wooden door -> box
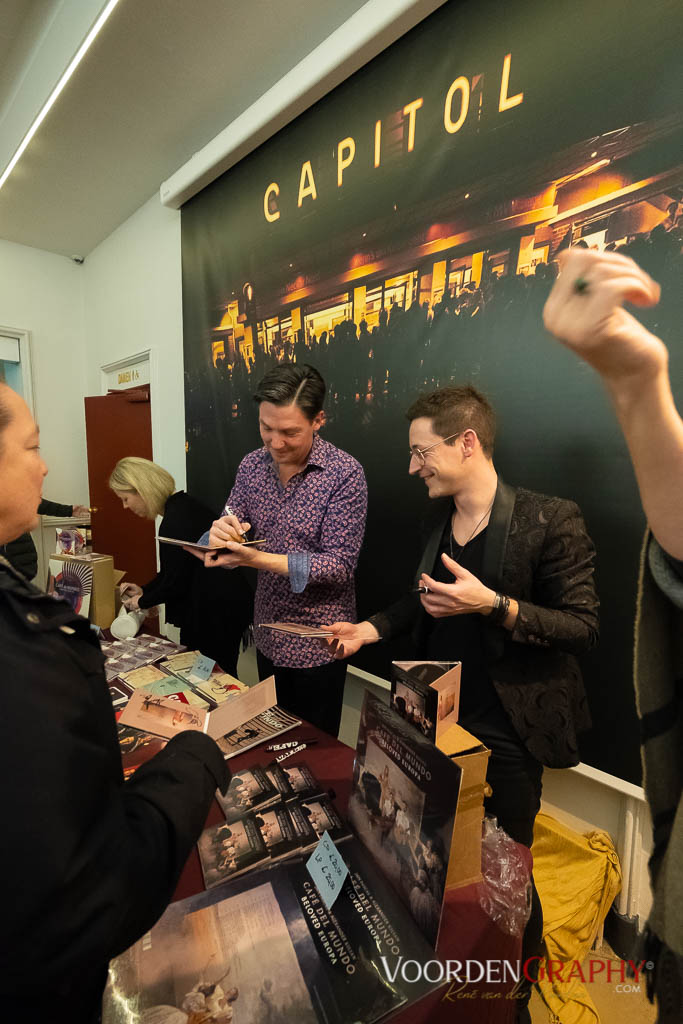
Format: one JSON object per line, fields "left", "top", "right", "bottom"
{"left": 84, "top": 386, "right": 157, "bottom": 585}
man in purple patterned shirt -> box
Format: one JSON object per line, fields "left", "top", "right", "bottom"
{"left": 201, "top": 363, "right": 367, "bottom": 736}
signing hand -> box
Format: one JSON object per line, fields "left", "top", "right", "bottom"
{"left": 320, "top": 621, "right": 381, "bottom": 660}
{"left": 543, "top": 249, "right": 665, "bottom": 383}
{"left": 184, "top": 515, "right": 257, "bottom": 569}
{"left": 210, "top": 514, "right": 250, "bottom": 546}
{"left": 419, "top": 553, "right": 496, "bottom": 618}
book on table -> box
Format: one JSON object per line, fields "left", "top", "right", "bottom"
{"left": 215, "top": 763, "right": 280, "bottom": 823}
{"left": 266, "top": 760, "right": 325, "bottom": 803}
{"left": 103, "top": 836, "right": 442, "bottom": 1024}
{"left": 104, "top": 695, "right": 464, "bottom": 1022}
{"left": 198, "top": 761, "right": 348, "bottom": 888}
{"left": 118, "top": 675, "right": 279, "bottom": 741}
{"left": 348, "top": 692, "right": 463, "bottom": 948}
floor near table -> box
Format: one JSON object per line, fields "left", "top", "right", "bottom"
{"left": 529, "top": 939, "right": 656, "bottom": 1024}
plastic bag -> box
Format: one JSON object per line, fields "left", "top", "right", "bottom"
{"left": 478, "top": 815, "right": 532, "bottom": 938}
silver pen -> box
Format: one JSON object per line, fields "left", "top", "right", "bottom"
{"left": 224, "top": 504, "right": 247, "bottom": 539}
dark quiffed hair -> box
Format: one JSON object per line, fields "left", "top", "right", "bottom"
{"left": 253, "top": 363, "right": 325, "bottom": 421}
{"left": 406, "top": 384, "right": 496, "bottom": 457}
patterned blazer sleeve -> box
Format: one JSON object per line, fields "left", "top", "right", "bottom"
{"left": 511, "top": 500, "right": 599, "bottom": 655}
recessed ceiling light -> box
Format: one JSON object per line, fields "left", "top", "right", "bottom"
{"left": 0, "top": 0, "right": 123, "bottom": 192}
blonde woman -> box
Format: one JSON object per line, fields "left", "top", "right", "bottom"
{"left": 110, "top": 457, "right": 252, "bottom": 674}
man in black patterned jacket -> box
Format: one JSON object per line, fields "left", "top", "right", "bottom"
{"left": 324, "top": 384, "right": 599, "bottom": 1024}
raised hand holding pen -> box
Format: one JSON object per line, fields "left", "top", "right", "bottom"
{"left": 419, "top": 553, "right": 516, "bottom": 624}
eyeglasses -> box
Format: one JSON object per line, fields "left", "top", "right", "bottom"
{"left": 408, "top": 432, "right": 461, "bottom": 466}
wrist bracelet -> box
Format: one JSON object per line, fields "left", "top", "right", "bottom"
{"left": 489, "top": 592, "right": 510, "bottom": 625}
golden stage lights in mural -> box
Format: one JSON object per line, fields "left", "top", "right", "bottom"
{"left": 262, "top": 52, "right": 524, "bottom": 224}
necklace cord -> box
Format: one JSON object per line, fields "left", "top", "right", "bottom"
{"left": 449, "top": 499, "right": 494, "bottom": 564}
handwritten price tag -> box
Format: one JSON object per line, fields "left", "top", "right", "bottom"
{"left": 306, "top": 830, "right": 348, "bottom": 910}
{"left": 191, "top": 654, "right": 216, "bottom": 681}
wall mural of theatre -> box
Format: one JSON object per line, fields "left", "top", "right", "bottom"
{"left": 208, "top": 118, "right": 682, "bottom": 413}
{"left": 181, "top": 0, "right": 682, "bottom": 783}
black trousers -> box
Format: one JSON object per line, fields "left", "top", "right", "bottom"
{"left": 256, "top": 651, "right": 347, "bottom": 738}
{"left": 484, "top": 749, "right": 544, "bottom": 1021}
{"left": 180, "top": 619, "right": 244, "bottom": 678}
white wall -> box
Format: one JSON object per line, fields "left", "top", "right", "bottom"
{"left": 83, "top": 195, "right": 185, "bottom": 487}
{"left": 0, "top": 237, "right": 87, "bottom": 501}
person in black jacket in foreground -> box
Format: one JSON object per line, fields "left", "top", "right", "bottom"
{"left": 0, "top": 383, "right": 230, "bottom": 1022}
{"left": 1, "top": 496, "right": 89, "bottom": 579}
{"left": 109, "top": 456, "right": 253, "bottom": 675}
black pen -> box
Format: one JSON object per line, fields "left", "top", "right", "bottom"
{"left": 265, "top": 738, "right": 319, "bottom": 752}
{"left": 224, "top": 504, "right": 247, "bottom": 540}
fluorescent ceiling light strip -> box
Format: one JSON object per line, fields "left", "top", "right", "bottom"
{"left": 0, "top": 0, "right": 122, "bottom": 192}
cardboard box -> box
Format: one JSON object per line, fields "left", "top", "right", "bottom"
{"left": 437, "top": 721, "right": 491, "bottom": 889}
{"left": 49, "top": 553, "right": 120, "bottom": 628}
{"left": 113, "top": 568, "right": 126, "bottom": 615}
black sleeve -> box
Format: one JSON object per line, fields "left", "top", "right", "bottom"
{"left": 104, "top": 730, "right": 229, "bottom": 957}
{"left": 37, "top": 498, "right": 74, "bottom": 516}
{"left": 1, "top": 601, "right": 229, "bottom": 990}
{"left": 512, "top": 500, "right": 600, "bottom": 654}
{"left": 139, "top": 500, "right": 195, "bottom": 609}
{"left": 368, "top": 592, "right": 420, "bottom": 641}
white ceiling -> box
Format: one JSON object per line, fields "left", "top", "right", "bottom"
{"left": 0, "top": 0, "right": 404, "bottom": 258}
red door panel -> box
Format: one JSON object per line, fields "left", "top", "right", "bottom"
{"left": 84, "top": 387, "right": 157, "bottom": 585}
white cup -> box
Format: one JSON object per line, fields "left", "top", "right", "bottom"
{"left": 110, "top": 606, "right": 146, "bottom": 640}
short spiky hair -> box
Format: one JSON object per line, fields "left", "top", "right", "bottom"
{"left": 406, "top": 385, "right": 496, "bottom": 457}
{"left": 108, "top": 457, "right": 175, "bottom": 518}
{"left": 253, "top": 363, "right": 325, "bottom": 421}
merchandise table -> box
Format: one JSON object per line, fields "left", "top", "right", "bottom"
{"left": 174, "top": 721, "right": 524, "bottom": 1024}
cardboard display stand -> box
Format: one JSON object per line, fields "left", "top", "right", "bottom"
{"left": 437, "top": 721, "right": 491, "bottom": 889}
{"left": 49, "top": 553, "right": 125, "bottom": 628}
{"left": 390, "top": 660, "right": 462, "bottom": 743}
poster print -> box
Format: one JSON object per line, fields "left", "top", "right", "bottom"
{"left": 47, "top": 559, "right": 92, "bottom": 617}
{"left": 181, "top": 0, "right": 683, "bottom": 783}
{"left": 103, "top": 881, "right": 316, "bottom": 1023}
{"left": 348, "top": 693, "right": 461, "bottom": 948}
{"left": 103, "top": 840, "right": 442, "bottom": 1023}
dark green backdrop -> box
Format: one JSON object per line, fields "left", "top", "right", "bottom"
{"left": 181, "top": 0, "right": 683, "bottom": 783}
